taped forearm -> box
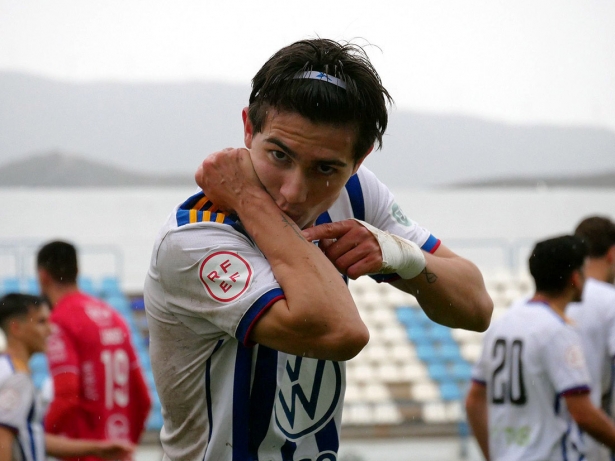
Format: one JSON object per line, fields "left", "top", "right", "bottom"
{"left": 351, "top": 219, "right": 426, "bottom": 279}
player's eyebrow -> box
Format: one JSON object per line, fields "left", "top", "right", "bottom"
{"left": 265, "top": 137, "right": 349, "bottom": 168}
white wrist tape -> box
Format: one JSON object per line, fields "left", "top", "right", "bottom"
{"left": 352, "top": 219, "right": 426, "bottom": 279}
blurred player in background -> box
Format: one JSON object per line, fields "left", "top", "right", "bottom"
{"left": 0, "top": 293, "right": 134, "bottom": 461}
{"left": 466, "top": 235, "right": 615, "bottom": 460}
{"left": 37, "top": 241, "right": 151, "bottom": 461}
{"left": 567, "top": 216, "right": 615, "bottom": 461}
{"left": 145, "top": 38, "right": 492, "bottom": 461}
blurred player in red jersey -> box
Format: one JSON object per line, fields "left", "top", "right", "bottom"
{"left": 36, "top": 241, "right": 152, "bottom": 461}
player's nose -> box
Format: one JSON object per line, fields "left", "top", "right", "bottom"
{"left": 279, "top": 170, "right": 308, "bottom": 205}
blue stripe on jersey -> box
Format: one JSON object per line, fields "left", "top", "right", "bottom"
{"left": 561, "top": 421, "right": 571, "bottom": 461}
{"left": 315, "top": 211, "right": 331, "bottom": 226}
{"left": 27, "top": 403, "right": 37, "bottom": 461}
{"left": 232, "top": 344, "right": 253, "bottom": 461}
{"left": 248, "top": 345, "right": 279, "bottom": 458}
{"left": 281, "top": 440, "right": 297, "bottom": 461}
{"left": 344, "top": 173, "right": 365, "bottom": 221}
{"left": 236, "top": 288, "right": 285, "bottom": 346}
{"left": 206, "top": 339, "right": 225, "bottom": 442}
{"left": 315, "top": 417, "right": 340, "bottom": 454}
{"left": 421, "top": 234, "right": 441, "bottom": 253}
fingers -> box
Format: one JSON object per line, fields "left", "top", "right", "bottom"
{"left": 302, "top": 220, "right": 355, "bottom": 242}
{"left": 308, "top": 220, "right": 384, "bottom": 278}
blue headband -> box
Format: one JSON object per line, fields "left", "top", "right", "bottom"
{"left": 293, "top": 71, "right": 347, "bottom": 90}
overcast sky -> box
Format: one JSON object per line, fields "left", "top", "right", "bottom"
{"left": 1, "top": 0, "right": 615, "bottom": 131}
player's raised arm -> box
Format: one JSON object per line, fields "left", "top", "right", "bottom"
{"left": 302, "top": 219, "right": 492, "bottom": 331}
{"left": 196, "top": 147, "right": 369, "bottom": 361}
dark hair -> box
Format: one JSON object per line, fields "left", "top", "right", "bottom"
{"left": 0, "top": 293, "right": 45, "bottom": 333}
{"left": 248, "top": 38, "right": 393, "bottom": 162}
{"left": 574, "top": 216, "right": 615, "bottom": 258}
{"left": 529, "top": 235, "right": 588, "bottom": 294}
{"left": 36, "top": 240, "right": 78, "bottom": 284}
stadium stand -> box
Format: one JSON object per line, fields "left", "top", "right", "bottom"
{"left": 0, "top": 269, "right": 533, "bottom": 436}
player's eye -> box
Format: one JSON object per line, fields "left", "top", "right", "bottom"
{"left": 271, "top": 150, "right": 288, "bottom": 162}
{"left": 317, "top": 164, "right": 337, "bottom": 176}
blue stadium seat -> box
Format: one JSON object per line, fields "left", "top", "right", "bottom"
{"left": 428, "top": 324, "right": 452, "bottom": 342}
{"left": 3, "top": 277, "right": 21, "bottom": 294}
{"left": 25, "top": 277, "right": 40, "bottom": 295}
{"left": 100, "top": 276, "right": 122, "bottom": 297}
{"left": 106, "top": 295, "right": 131, "bottom": 315}
{"left": 440, "top": 381, "right": 463, "bottom": 401}
{"left": 406, "top": 325, "right": 430, "bottom": 344}
{"left": 395, "top": 307, "right": 417, "bottom": 326}
{"left": 78, "top": 276, "right": 98, "bottom": 296}
{"left": 416, "top": 343, "right": 438, "bottom": 363}
{"left": 450, "top": 362, "right": 473, "bottom": 381}
{"left": 439, "top": 343, "right": 462, "bottom": 362}
{"left": 131, "top": 297, "right": 145, "bottom": 311}
{"left": 427, "top": 362, "right": 449, "bottom": 382}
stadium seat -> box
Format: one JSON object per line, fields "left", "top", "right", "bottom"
{"left": 416, "top": 343, "right": 438, "bottom": 363}
{"left": 100, "top": 276, "right": 122, "bottom": 297}
{"left": 3, "top": 277, "right": 21, "bottom": 294}
{"left": 440, "top": 381, "right": 463, "bottom": 401}
{"left": 373, "top": 402, "right": 403, "bottom": 424}
{"left": 78, "top": 276, "right": 98, "bottom": 296}
{"left": 25, "top": 277, "right": 40, "bottom": 295}
{"left": 427, "top": 362, "right": 449, "bottom": 382}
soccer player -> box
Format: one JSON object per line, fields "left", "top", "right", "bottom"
{"left": 0, "top": 293, "right": 134, "bottom": 461}
{"left": 36, "top": 241, "right": 152, "bottom": 461}
{"left": 567, "top": 216, "right": 615, "bottom": 461}
{"left": 145, "top": 38, "right": 493, "bottom": 460}
{"left": 466, "top": 235, "right": 615, "bottom": 461}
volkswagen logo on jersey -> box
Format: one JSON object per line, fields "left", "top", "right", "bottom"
{"left": 274, "top": 356, "right": 342, "bottom": 440}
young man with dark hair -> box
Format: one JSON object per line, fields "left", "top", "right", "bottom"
{"left": 36, "top": 240, "right": 152, "bottom": 461}
{"left": 0, "top": 293, "right": 133, "bottom": 461}
{"left": 146, "top": 38, "right": 493, "bottom": 460}
{"left": 567, "top": 216, "right": 615, "bottom": 461}
{"left": 466, "top": 235, "right": 615, "bottom": 461}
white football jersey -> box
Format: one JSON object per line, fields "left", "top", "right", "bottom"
{"left": 472, "top": 300, "right": 591, "bottom": 461}
{"left": 0, "top": 354, "right": 46, "bottom": 461}
{"left": 567, "top": 278, "right": 615, "bottom": 461}
{"left": 145, "top": 165, "right": 440, "bottom": 461}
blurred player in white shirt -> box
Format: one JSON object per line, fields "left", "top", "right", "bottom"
{"left": 567, "top": 216, "right": 615, "bottom": 461}
{"left": 466, "top": 235, "right": 615, "bottom": 461}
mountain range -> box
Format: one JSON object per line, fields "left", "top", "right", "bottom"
{"left": 1, "top": 72, "right": 614, "bottom": 188}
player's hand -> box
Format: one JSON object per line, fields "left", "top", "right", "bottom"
{"left": 194, "top": 148, "right": 264, "bottom": 213}
{"left": 93, "top": 440, "right": 135, "bottom": 460}
{"left": 302, "top": 219, "right": 383, "bottom": 279}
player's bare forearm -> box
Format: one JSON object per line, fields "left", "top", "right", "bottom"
{"left": 0, "top": 427, "right": 15, "bottom": 461}
{"left": 566, "top": 393, "right": 615, "bottom": 449}
{"left": 45, "top": 434, "right": 134, "bottom": 459}
{"left": 241, "top": 193, "right": 368, "bottom": 360}
{"left": 392, "top": 246, "right": 492, "bottom": 332}
{"left": 465, "top": 382, "right": 490, "bottom": 460}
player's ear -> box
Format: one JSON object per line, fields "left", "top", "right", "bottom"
{"left": 242, "top": 107, "right": 254, "bottom": 149}
{"left": 352, "top": 145, "right": 374, "bottom": 175}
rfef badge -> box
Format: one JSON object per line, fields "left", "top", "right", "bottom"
{"left": 199, "top": 251, "right": 253, "bottom": 302}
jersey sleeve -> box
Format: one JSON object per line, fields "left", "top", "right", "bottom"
{"left": 0, "top": 374, "right": 33, "bottom": 433}
{"left": 542, "top": 325, "right": 591, "bottom": 396}
{"left": 44, "top": 321, "right": 81, "bottom": 435}
{"left": 356, "top": 166, "right": 440, "bottom": 282}
{"left": 155, "top": 222, "right": 285, "bottom": 346}
{"left": 471, "top": 330, "right": 491, "bottom": 385}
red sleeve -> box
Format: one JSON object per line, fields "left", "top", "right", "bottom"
{"left": 44, "top": 322, "right": 81, "bottom": 435}
{"left": 128, "top": 364, "right": 152, "bottom": 443}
